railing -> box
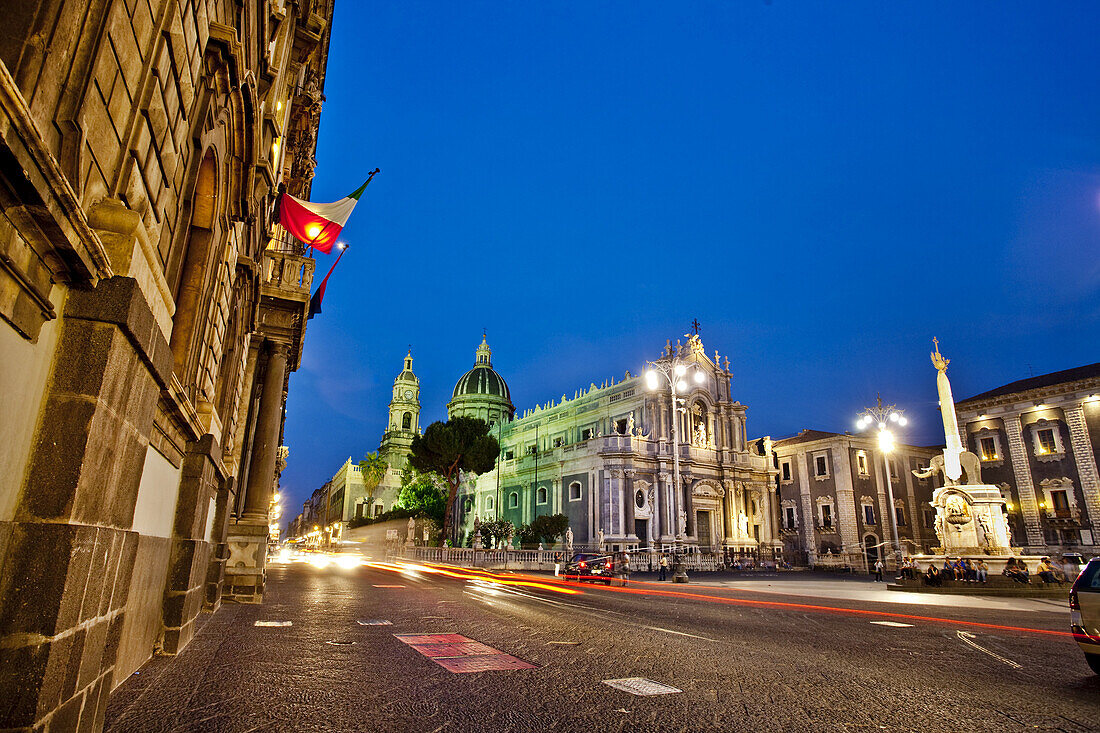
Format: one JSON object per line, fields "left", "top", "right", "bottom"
{"left": 263, "top": 248, "right": 315, "bottom": 295}
{"left": 402, "top": 546, "right": 743, "bottom": 572}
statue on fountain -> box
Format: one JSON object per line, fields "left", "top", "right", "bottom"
{"left": 913, "top": 339, "right": 1013, "bottom": 558}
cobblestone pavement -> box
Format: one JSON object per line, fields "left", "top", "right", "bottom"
{"left": 105, "top": 562, "right": 1100, "bottom": 733}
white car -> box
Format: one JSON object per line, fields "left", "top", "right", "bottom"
{"left": 1070, "top": 557, "right": 1100, "bottom": 674}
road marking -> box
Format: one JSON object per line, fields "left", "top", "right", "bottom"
{"left": 956, "top": 630, "right": 1022, "bottom": 669}
{"left": 356, "top": 619, "right": 393, "bottom": 626}
{"left": 373, "top": 584, "right": 405, "bottom": 588}
{"left": 603, "top": 678, "right": 682, "bottom": 696}
{"left": 870, "top": 621, "right": 913, "bottom": 627}
{"left": 393, "top": 633, "right": 538, "bottom": 673}
{"left": 254, "top": 621, "right": 292, "bottom": 627}
{"left": 547, "top": 641, "right": 581, "bottom": 645}
{"left": 325, "top": 640, "right": 356, "bottom": 645}
{"left": 644, "top": 625, "right": 717, "bottom": 641}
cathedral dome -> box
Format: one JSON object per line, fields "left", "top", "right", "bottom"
{"left": 452, "top": 366, "right": 510, "bottom": 401}
{"left": 447, "top": 335, "right": 515, "bottom": 424}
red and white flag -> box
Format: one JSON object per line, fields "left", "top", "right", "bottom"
{"left": 274, "top": 170, "right": 377, "bottom": 253}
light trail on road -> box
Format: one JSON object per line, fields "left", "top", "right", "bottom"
{"left": 365, "top": 561, "right": 1072, "bottom": 639}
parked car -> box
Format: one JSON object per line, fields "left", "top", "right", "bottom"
{"left": 561, "top": 553, "right": 624, "bottom": 585}
{"left": 1069, "top": 556, "right": 1100, "bottom": 674}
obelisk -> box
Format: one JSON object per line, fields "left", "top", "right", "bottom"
{"left": 932, "top": 338, "right": 963, "bottom": 483}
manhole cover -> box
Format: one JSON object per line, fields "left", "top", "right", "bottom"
{"left": 254, "top": 621, "right": 292, "bottom": 627}
{"left": 435, "top": 655, "right": 538, "bottom": 673}
{"left": 410, "top": 641, "right": 499, "bottom": 657}
{"left": 357, "top": 619, "right": 392, "bottom": 626}
{"left": 603, "top": 678, "right": 682, "bottom": 696}
{"left": 326, "top": 640, "right": 357, "bottom": 646}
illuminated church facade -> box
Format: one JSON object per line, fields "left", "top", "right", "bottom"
{"left": 446, "top": 334, "right": 780, "bottom": 555}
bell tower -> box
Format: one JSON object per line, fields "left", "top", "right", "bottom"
{"left": 380, "top": 350, "right": 420, "bottom": 467}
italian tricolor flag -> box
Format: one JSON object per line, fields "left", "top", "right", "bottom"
{"left": 274, "top": 172, "right": 376, "bottom": 254}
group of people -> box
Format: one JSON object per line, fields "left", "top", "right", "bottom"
{"left": 912, "top": 556, "right": 1069, "bottom": 586}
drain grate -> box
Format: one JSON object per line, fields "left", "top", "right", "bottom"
{"left": 603, "top": 678, "right": 682, "bottom": 696}
{"left": 408, "top": 641, "right": 498, "bottom": 657}
{"left": 356, "top": 619, "right": 393, "bottom": 626}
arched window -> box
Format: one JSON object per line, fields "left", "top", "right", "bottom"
{"left": 509, "top": 492, "right": 519, "bottom": 508}
{"left": 402, "top": 412, "right": 412, "bottom": 430}
{"left": 536, "top": 486, "right": 547, "bottom": 504}
{"left": 169, "top": 150, "right": 218, "bottom": 386}
{"left": 485, "top": 496, "right": 494, "bottom": 511}
{"left": 569, "top": 482, "right": 582, "bottom": 501}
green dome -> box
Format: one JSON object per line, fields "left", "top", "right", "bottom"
{"left": 452, "top": 365, "right": 511, "bottom": 401}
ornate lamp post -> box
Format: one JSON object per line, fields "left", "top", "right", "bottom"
{"left": 646, "top": 341, "right": 705, "bottom": 583}
{"left": 856, "top": 397, "right": 908, "bottom": 571}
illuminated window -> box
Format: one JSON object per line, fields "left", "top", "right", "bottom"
{"left": 820, "top": 504, "right": 832, "bottom": 528}
{"left": 980, "top": 437, "right": 998, "bottom": 461}
{"left": 1037, "top": 429, "right": 1056, "bottom": 454}
{"left": 857, "top": 453, "right": 868, "bottom": 476}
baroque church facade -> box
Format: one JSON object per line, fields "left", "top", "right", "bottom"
{"left": 441, "top": 335, "right": 781, "bottom": 556}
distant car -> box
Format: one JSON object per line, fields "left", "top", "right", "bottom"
{"left": 561, "top": 553, "right": 623, "bottom": 585}
{"left": 1070, "top": 557, "right": 1100, "bottom": 674}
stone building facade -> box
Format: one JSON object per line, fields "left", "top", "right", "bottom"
{"left": 770, "top": 430, "right": 942, "bottom": 568}
{"left": 0, "top": 2, "right": 333, "bottom": 730}
{"left": 954, "top": 363, "right": 1100, "bottom": 554}
{"left": 452, "top": 335, "right": 780, "bottom": 556}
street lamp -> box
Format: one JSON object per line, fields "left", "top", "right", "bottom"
{"left": 856, "top": 397, "right": 908, "bottom": 572}
{"left": 645, "top": 340, "right": 705, "bottom": 583}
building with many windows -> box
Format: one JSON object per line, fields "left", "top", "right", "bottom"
{"left": 955, "top": 363, "right": 1100, "bottom": 553}
{"left": 0, "top": 2, "right": 334, "bottom": 729}
{"left": 450, "top": 334, "right": 780, "bottom": 556}
{"left": 770, "top": 430, "right": 942, "bottom": 568}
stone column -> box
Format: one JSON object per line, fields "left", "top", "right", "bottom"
{"left": 660, "top": 471, "right": 673, "bottom": 541}
{"left": 224, "top": 340, "right": 288, "bottom": 603}
{"left": 1003, "top": 415, "right": 1044, "bottom": 547}
{"left": 1064, "top": 404, "right": 1100, "bottom": 536}
{"left": 624, "top": 469, "right": 637, "bottom": 539}
{"left": 902, "top": 454, "right": 923, "bottom": 548}
{"left": 831, "top": 445, "right": 861, "bottom": 563}
{"left": 796, "top": 451, "right": 817, "bottom": 562}
{"left": 242, "top": 341, "right": 289, "bottom": 520}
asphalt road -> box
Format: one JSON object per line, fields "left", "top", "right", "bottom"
{"left": 105, "top": 560, "right": 1100, "bottom": 732}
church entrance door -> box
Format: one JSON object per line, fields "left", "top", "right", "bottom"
{"left": 696, "top": 510, "right": 711, "bottom": 549}
{"left": 634, "top": 519, "right": 648, "bottom": 547}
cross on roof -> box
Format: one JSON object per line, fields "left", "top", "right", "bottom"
{"left": 691, "top": 319, "right": 701, "bottom": 335}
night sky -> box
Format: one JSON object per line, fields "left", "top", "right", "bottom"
{"left": 281, "top": 1, "right": 1100, "bottom": 519}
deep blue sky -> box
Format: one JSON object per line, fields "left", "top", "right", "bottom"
{"left": 281, "top": 1, "right": 1100, "bottom": 518}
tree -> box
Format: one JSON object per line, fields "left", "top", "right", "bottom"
{"left": 479, "top": 518, "right": 515, "bottom": 548}
{"left": 394, "top": 465, "right": 447, "bottom": 526}
{"left": 358, "top": 452, "right": 388, "bottom": 511}
{"left": 518, "top": 514, "right": 570, "bottom": 547}
{"left": 408, "top": 416, "right": 500, "bottom": 540}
